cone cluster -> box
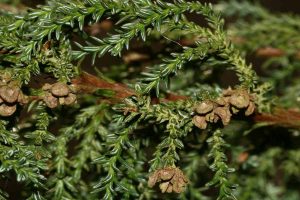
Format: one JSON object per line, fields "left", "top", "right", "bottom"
{"left": 193, "top": 88, "right": 256, "bottom": 129}
{"left": 42, "top": 82, "right": 76, "bottom": 108}
{"left": 148, "top": 167, "right": 188, "bottom": 193}
{"left": 0, "top": 83, "right": 28, "bottom": 117}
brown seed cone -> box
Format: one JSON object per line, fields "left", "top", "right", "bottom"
{"left": 213, "top": 115, "right": 220, "bottom": 123}
{"left": 171, "top": 170, "right": 188, "bottom": 193}
{"left": 205, "top": 112, "right": 215, "bottom": 123}
{"left": 42, "top": 83, "right": 52, "bottom": 91}
{"left": 0, "top": 104, "right": 17, "bottom": 116}
{"left": 214, "top": 97, "right": 227, "bottom": 106}
{"left": 172, "top": 182, "right": 183, "bottom": 193}
{"left": 64, "top": 93, "right": 77, "bottom": 105}
{"left": 0, "top": 85, "right": 20, "bottom": 103}
{"left": 148, "top": 172, "right": 158, "bottom": 188}
{"left": 245, "top": 101, "right": 255, "bottom": 116}
{"left": 214, "top": 106, "right": 232, "bottom": 125}
{"left": 229, "top": 90, "right": 250, "bottom": 109}
{"left": 231, "top": 106, "right": 240, "bottom": 114}
{"left": 17, "top": 92, "right": 29, "bottom": 105}
{"left": 177, "top": 169, "right": 188, "bottom": 183}
{"left": 160, "top": 168, "right": 175, "bottom": 181}
{"left": 51, "top": 82, "right": 70, "bottom": 97}
{"left": 159, "top": 182, "right": 170, "bottom": 193}
{"left": 192, "top": 115, "right": 207, "bottom": 129}
{"left": 179, "top": 176, "right": 188, "bottom": 186}
{"left": 195, "top": 101, "right": 214, "bottom": 114}
{"left": 43, "top": 92, "right": 58, "bottom": 108}
{"left": 148, "top": 167, "right": 188, "bottom": 193}
{"left": 166, "top": 184, "right": 173, "bottom": 193}
{"left": 58, "top": 97, "right": 65, "bottom": 105}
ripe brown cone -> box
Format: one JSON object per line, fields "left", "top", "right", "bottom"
{"left": 195, "top": 101, "right": 214, "bottom": 114}
{"left": 43, "top": 92, "right": 58, "bottom": 108}
{"left": 51, "top": 82, "right": 70, "bottom": 97}
{"left": 64, "top": 93, "right": 77, "bottom": 105}
{"left": 0, "top": 104, "right": 17, "bottom": 116}
{"left": 229, "top": 90, "right": 250, "bottom": 109}
{"left": 0, "top": 85, "right": 20, "bottom": 103}
{"left": 148, "top": 167, "right": 188, "bottom": 193}
{"left": 192, "top": 115, "right": 207, "bottom": 129}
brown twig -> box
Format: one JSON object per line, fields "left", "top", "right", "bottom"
{"left": 71, "top": 73, "right": 300, "bottom": 128}
{"left": 254, "top": 108, "right": 300, "bottom": 128}
{"left": 71, "top": 72, "right": 188, "bottom": 103}
{"left": 0, "top": 49, "right": 9, "bottom": 54}
{"left": 71, "top": 72, "right": 136, "bottom": 99}
{"left": 256, "top": 47, "right": 285, "bottom": 57}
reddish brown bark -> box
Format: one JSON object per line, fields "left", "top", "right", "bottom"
{"left": 71, "top": 72, "right": 189, "bottom": 103}
{"left": 256, "top": 47, "right": 285, "bottom": 57}
{"left": 254, "top": 108, "right": 300, "bottom": 128}
{"left": 72, "top": 72, "right": 136, "bottom": 99}
{"left": 72, "top": 73, "right": 300, "bottom": 128}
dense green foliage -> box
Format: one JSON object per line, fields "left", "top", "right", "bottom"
{"left": 0, "top": 0, "right": 299, "bottom": 199}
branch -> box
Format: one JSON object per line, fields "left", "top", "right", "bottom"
{"left": 71, "top": 72, "right": 300, "bottom": 129}
{"left": 254, "top": 108, "right": 300, "bottom": 128}
{"left": 71, "top": 72, "right": 188, "bottom": 103}
{"left": 71, "top": 72, "right": 136, "bottom": 99}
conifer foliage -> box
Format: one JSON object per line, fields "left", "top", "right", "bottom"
{"left": 0, "top": 0, "right": 299, "bottom": 199}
